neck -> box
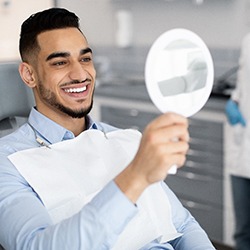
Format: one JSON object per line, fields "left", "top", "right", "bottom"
{"left": 60, "top": 116, "right": 86, "bottom": 136}
{"left": 36, "top": 106, "right": 87, "bottom": 137}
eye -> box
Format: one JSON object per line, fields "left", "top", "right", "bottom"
{"left": 81, "top": 57, "right": 92, "bottom": 63}
{"left": 52, "top": 61, "right": 67, "bottom": 66}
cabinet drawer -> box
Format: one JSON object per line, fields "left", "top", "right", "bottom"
{"left": 184, "top": 157, "right": 222, "bottom": 177}
{"left": 187, "top": 146, "right": 223, "bottom": 166}
{"left": 189, "top": 118, "right": 223, "bottom": 141}
{"left": 101, "top": 106, "right": 157, "bottom": 131}
{"left": 185, "top": 148, "right": 223, "bottom": 176}
{"left": 165, "top": 171, "right": 223, "bottom": 206}
{"left": 180, "top": 198, "right": 223, "bottom": 242}
{"left": 190, "top": 137, "right": 222, "bottom": 154}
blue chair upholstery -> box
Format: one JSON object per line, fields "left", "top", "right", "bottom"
{"left": 0, "top": 62, "right": 34, "bottom": 137}
{"left": 0, "top": 62, "right": 35, "bottom": 249}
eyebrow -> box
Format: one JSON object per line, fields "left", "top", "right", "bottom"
{"left": 46, "top": 47, "right": 93, "bottom": 61}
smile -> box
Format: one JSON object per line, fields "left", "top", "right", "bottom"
{"left": 64, "top": 86, "right": 87, "bottom": 93}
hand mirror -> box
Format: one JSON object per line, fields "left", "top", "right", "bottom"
{"left": 145, "top": 28, "right": 214, "bottom": 173}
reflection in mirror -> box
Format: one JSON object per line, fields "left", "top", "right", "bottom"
{"left": 145, "top": 28, "right": 214, "bottom": 117}
{"left": 157, "top": 40, "right": 207, "bottom": 97}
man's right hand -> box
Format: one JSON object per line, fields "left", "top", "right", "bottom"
{"left": 225, "top": 99, "right": 246, "bottom": 126}
{"left": 115, "top": 112, "right": 189, "bottom": 203}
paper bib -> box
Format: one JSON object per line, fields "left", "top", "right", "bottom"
{"left": 9, "top": 129, "right": 181, "bottom": 249}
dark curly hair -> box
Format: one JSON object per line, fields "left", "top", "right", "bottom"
{"left": 19, "top": 8, "right": 82, "bottom": 63}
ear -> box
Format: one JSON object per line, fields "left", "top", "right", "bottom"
{"left": 19, "top": 62, "right": 36, "bottom": 88}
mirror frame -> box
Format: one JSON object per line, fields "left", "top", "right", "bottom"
{"left": 145, "top": 28, "right": 214, "bottom": 117}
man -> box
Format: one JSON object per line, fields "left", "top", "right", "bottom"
{"left": 0, "top": 8, "right": 215, "bottom": 249}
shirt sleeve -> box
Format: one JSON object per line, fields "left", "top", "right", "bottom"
{"left": 161, "top": 182, "right": 215, "bottom": 250}
{"left": 0, "top": 154, "right": 137, "bottom": 250}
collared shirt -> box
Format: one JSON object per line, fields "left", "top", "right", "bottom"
{"left": 0, "top": 108, "right": 215, "bottom": 250}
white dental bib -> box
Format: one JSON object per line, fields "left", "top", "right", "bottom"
{"left": 9, "top": 129, "right": 181, "bottom": 249}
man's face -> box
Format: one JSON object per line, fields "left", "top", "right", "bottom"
{"left": 33, "top": 27, "right": 96, "bottom": 119}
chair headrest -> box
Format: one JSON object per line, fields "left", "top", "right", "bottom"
{"left": 0, "top": 62, "right": 34, "bottom": 121}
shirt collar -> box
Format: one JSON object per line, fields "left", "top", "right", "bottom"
{"left": 28, "top": 107, "right": 98, "bottom": 144}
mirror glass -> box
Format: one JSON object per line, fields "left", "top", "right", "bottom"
{"left": 145, "top": 28, "right": 214, "bottom": 117}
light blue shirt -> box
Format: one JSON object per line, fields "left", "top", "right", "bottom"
{"left": 0, "top": 108, "right": 215, "bottom": 250}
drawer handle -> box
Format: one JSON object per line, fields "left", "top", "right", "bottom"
{"left": 181, "top": 200, "right": 211, "bottom": 211}
{"left": 178, "top": 171, "right": 212, "bottom": 182}
{"left": 129, "top": 109, "right": 139, "bottom": 117}
{"left": 130, "top": 126, "right": 140, "bottom": 130}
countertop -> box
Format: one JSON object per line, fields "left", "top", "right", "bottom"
{"left": 94, "top": 80, "right": 228, "bottom": 114}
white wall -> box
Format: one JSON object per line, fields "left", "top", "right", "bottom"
{"left": 0, "top": 0, "right": 53, "bottom": 61}
{"left": 58, "top": 0, "right": 250, "bottom": 49}
{"left": 0, "top": 0, "right": 248, "bottom": 60}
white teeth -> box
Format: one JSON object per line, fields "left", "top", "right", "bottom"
{"left": 64, "top": 86, "right": 87, "bottom": 93}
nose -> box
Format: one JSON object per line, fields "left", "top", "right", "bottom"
{"left": 69, "top": 62, "right": 88, "bottom": 82}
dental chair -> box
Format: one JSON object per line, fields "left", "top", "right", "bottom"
{"left": 0, "top": 62, "right": 34, "bottom": 138}
{"left": 0, "top": 62, "right": 34, "bottom": 250}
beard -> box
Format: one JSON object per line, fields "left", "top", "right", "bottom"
{"left": 37, "top": 81, "right": 93, "bottom": 119}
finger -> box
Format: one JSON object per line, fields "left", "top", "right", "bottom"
{"left": 157, "top": 152, "right": 187, "bottom": 172}
{"left": 164, "top": 151, "right": 187, "bottom": 169}
{"left": 152, "top": 141, "right": 189, "bottom": 168}
{"left": 175, "top": 154, "right": 187, "bottom": 168}
{"left": 162, "top": 124, "right": 190, "bottom": 142}
{"left": 145, "top": 124, "right": 190, "bottom": 145}
{"left": 165, "top": 140, "right": 189, "bottom": 154}
{"left": 147, "top": 112, "right": 188, "bottom": 131}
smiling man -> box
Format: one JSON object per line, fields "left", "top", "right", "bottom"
{"left": 0, "top": 8, "right": 215, "bottom": 250}
{"left": 19, "top": 25, "right": 95, "bottom": 134}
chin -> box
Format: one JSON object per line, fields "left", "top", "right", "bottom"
{"left": 59, "top": 102, "right": 93, "bottom": 119}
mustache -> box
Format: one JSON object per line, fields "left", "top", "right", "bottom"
{"left": 61, "top": 78, "right": 91, "bottom": 87}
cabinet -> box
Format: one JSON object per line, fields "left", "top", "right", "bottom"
{"left": 167, "top": 116, "right": 223, "bottom": 241}
{"left": 92, "top": 83, "right": 228, "bottom": 243}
